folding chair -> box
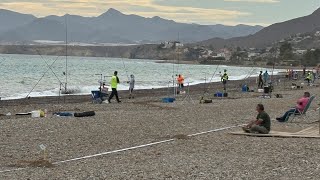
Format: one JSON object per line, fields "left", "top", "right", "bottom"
{"left": 288, "top": 95, "right": 315, "bottom": 122}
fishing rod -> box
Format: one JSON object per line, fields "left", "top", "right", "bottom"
{"left": 243, "top": 67, "right": 257, "bottom": 80}
{"left": 35, "top": 49, "right": 65, "bottom": 88}
{"left": 202, "top": 62, "right": 221, "bottom": 96}
{"left": 25, "top": 56, "right": 61, "bottom": 98}
{"left": 121, "top": 58, "right": 130, "bottom": 81}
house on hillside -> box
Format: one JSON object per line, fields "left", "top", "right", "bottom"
{"left": 293, "top": 49, "right": 307, "bottom": 55}
{"left": 160, "top": 41, "right": 184, "bottom": 49}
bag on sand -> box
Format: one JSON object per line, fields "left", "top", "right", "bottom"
{"left": 74, "top": 111, "right": 95, "bottom": 117}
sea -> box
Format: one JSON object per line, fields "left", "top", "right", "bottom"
{"left": 0, "top": 54, "right": 281, "bottom": 100}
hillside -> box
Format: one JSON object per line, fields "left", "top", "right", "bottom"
{"left": 200, "top": 7, "right": 320, "bottom": 49}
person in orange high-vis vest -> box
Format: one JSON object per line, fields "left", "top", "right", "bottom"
{"left": 177, "top": 74, "right": 185, "bottom": 93}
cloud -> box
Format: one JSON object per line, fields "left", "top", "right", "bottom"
{"left": 224, "top": 0, "right": 280, "bottom": 3}
{"left": 0, "top": 0, "right": 254, "bottom": 25}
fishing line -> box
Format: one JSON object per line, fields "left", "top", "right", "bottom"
{"left": 25, "top": 56, "right": 61, "bottom": 98}
{"left": 202, "top": 63, "right": 221, "bottom": 96}
{"left": 35, "top": 49, "right": 64, "bottom": 86}
{"left": 121, "top": 58, "right": 130, "bottom": 81}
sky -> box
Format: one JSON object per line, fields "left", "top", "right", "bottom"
{"left": 0, "top": 0, "right": 319, "bottom": 26}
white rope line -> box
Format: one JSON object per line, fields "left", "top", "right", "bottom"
{"left": 0, "top": 124, "right": 244, "bottom": 174}
{"left": 0, "top": 168, "right": 27, "bottom": 174}
{"left": 188, "top": 124, "right": 246, "bottom": 137}
{"left": 53, "top": 139, "right": 174, "bottom": 164}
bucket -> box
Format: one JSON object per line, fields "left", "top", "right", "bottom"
{"left": 31, "top": 110, "right": 41, "bottom": 118}
{"left": 258, "top": 89, "right": 264, "bottom": 93}
{"left": 264, "top": 86, "right": 270, "bottom": 93}
{"left": 91, "top": 91, "right": 101, "bottom": 99}
{"left": 242, "top": 85, "right": 248, "bottom": 92}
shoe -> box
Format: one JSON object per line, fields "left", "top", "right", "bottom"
{"left": 117, "top": 101, "right": 121, "bottom": 103}
{"left": 107, "top": 100, "right": 111, "bottom": 103}
{"left": 276, "top": 117, "right": 283, "bottom": 121}
{"left": 242, "top": 127, "right": 251, "bottom": 133}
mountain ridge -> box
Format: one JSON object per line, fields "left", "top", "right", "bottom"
{"left": 0, "top": 8, "right": 264, "bottom": 44}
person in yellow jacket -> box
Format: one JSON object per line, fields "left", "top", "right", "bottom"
{"left": 107, "top": 71, "right": 121, "bottom": 103}
{"left": 306, "top": 71, "right": 312, "bottom": 86}
{"left": 221, "top": 69, "right": 229, "bottom": 91}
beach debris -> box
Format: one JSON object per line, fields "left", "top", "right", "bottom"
{"left": 53, "top": 112, "right": 73, "bottom": 117}
{"left": 39, "top": 144, "right": 48, "bottom": 161}
{"left": 200, "top": 97, "right": 212, "bottom": 104}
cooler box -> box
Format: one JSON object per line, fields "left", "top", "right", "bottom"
{"left": 214, "top": 92, "right": 223, "bottom": 97}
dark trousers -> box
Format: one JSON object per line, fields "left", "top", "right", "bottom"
{"left": 108, "top": 88, "right": 120, "bottom": 102}
{"left": 279, "top": 108, "right": 299, "bottom": 122}
{"left": 258, "top": 80, "right": 263, "bottom": 88}
{"left": 222, "top": 80, "right": 227, "bottom": 91}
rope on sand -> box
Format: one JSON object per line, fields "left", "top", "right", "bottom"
{"left": 0, "top": 124, "right": 245, "bottom": 174}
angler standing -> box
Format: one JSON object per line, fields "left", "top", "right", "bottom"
{"left": 107, "top": 71, "right": 121, "bottom": 103}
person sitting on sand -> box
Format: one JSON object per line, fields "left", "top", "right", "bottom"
{"left": 276, "top": 92, "right": 310, "bottom": 122}
{"left": 242, "top": 104, "right": 271, "bottom": 134}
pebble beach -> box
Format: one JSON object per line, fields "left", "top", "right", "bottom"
{"left": 0, "top": 77, "right": 320, "bottom": 179}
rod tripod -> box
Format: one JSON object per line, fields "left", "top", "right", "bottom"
{"left": 181, "top": 83, "right": 194, "bottom": 104}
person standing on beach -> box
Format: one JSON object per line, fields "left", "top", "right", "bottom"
{"left": 312, "top": 68, "right": 317, "bottom": 83}
{"left": 177, "top": 74, "right": 185, "bottom": 93}
{"left": 128, "top": 74, "right": 135, "bottom": 99}
{"left": 242, "top": 104, "right": 271, "bottom": 134}
{"left": 258, "top": 71, "right": 263, "bottom": 88}
{"left": 263, "top": 70, "right": 269, "bottom": 85}
{"left": 221, "top": 69, "right": 228, "bottom": 91}
{"left": 306, "top": 71, "right": 312, "bottom": 86}
{"left": 107, "top": 71, "right": 121, "bottom": 103}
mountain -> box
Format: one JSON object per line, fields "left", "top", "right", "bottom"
{"left": 200, "top": 7, "right": 320, "bottom": 48}
{"left": 0, "top": 9, "right": 36, "bottom": 34}
{"left": 0, "top": 8, "right": 263, "bottom": 44}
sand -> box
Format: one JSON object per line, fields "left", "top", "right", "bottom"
{"left": 0, "top": 77, "right": 320, "bottom": 179}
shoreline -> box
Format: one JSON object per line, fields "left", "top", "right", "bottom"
{"left": 0, "top": 73, "right": 285, "bottom": 102}
{"left": 0, "top": 75, "right": 286, "bottom": 106}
